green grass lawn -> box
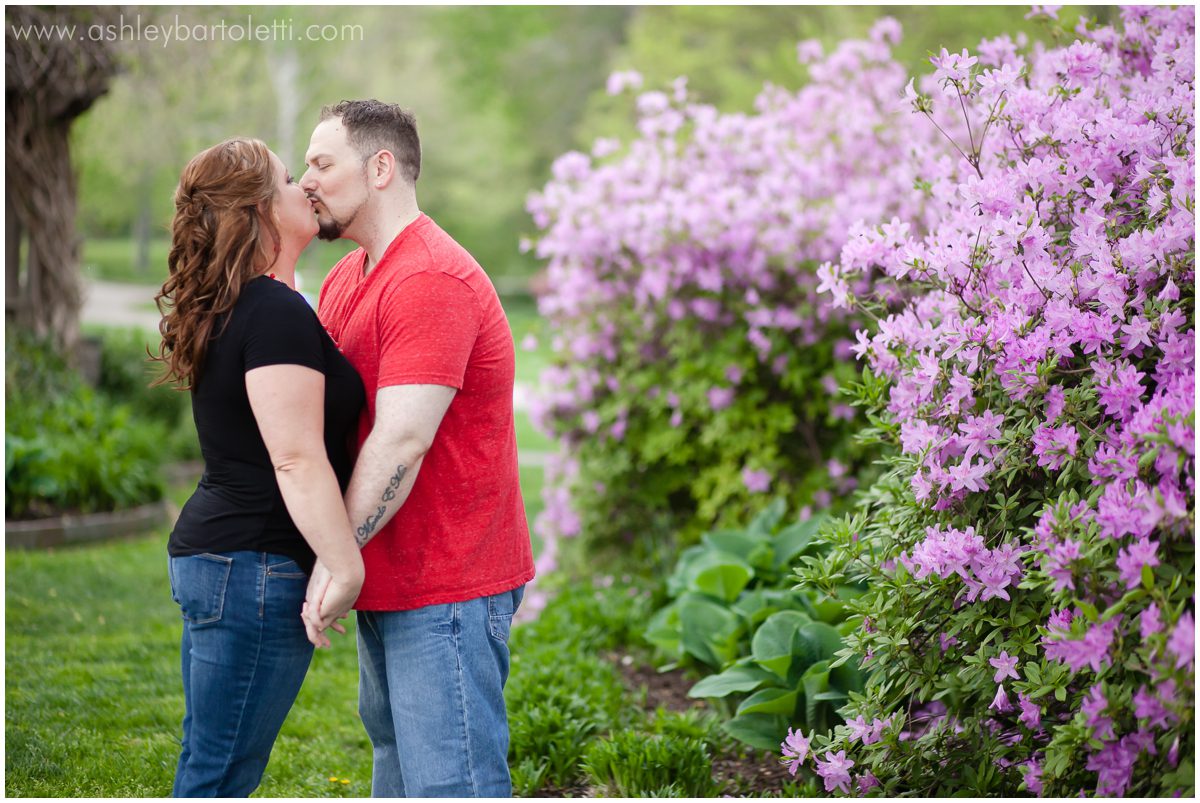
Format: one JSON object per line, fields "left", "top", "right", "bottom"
{"left": 515, "top": 410, "right": 554, "bottom": 454}
{"left": 5, "top": 525, "right": 373, "bottom": 797}
{"left": 81, "top": 237, "right": 356, "bottom": 293}
{"left": 6, "top": 464, "right": 544, "bottom": 798}
{"left": 503, "top": 294, "right": 555, "bottom": 387}
{"left": 80, "top": 238, "right": 172, "bottom": 286}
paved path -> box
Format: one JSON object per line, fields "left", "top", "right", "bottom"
{"left": 81, "top": 279, "right": 163, "bottom": 333}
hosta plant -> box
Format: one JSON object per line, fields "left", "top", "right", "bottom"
{"left": 646, "top": 500, "right": 865, "bottom": 751}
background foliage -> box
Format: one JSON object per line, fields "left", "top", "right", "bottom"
{"left": 68, "top": 6, "right": 1106, "bottom": 289}
{"left": 5, "top": 331, "right": 169, "bottom": 518}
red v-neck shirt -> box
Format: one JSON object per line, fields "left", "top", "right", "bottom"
{"left": 318, "top": 214, "right": 534, "bottom": 610}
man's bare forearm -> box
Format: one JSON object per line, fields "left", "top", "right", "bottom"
{"left": 344, "top": 384, "right": 456, "bottom": 549}
{"left": 344, "top": 431, "right": 427, "bottom": 549}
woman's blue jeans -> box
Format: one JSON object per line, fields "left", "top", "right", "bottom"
{"left": 168, "top": 550, "right": 313, "bottom": 797}
{"left": 357, "top": 586, "right": 524, "bottom": 797}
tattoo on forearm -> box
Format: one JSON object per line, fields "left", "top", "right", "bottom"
{"left": 354, "top": 465, "right": 408, "bottom": 548}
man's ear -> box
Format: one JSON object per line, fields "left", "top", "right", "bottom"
{"left": 371, "top": 150, "right": 398, "bottom": 189}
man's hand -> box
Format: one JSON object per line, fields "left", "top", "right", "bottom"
{"left": 315, "top": 576, "right": 360, "bottom": 636}
{"left": 302, "top": 560, "right": 353, "bottom": 648}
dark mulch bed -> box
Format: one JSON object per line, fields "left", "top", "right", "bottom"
{"left": 605, "top": 650, "right": 798, "bottom": 797}
{"left": 539, "top": 780, "right": 593, "bottom": 798}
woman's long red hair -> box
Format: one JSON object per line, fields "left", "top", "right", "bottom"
{"left": 152, "top": 138, "right": 281, "bottom": 390}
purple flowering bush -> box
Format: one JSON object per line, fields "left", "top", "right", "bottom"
{"left": 791, "top": 6, "right": 1195, "bottom": 796}
{"left": 525, "top": 20, "right": 938, "bottom": 556}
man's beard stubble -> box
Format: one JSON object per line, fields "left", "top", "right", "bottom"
{"left": 316, "top": 217, "right": 344, "bottom": 242}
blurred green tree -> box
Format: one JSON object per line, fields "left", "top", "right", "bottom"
{"left": 574, "top": 5, "right": 1116, "bottom": 145}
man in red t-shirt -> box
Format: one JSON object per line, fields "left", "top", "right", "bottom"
{"left": 298, "top": 99, "right": 534, "bottom": 797}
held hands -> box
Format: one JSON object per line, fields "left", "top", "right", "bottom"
{"left": 302, "top": 559, "right": 363, "bottom": 648}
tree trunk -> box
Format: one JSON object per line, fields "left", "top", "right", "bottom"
{"left": 268, "top": 43, "right": 301, "bottom": 168}
{"left": 5, "top": 6, "right": 119, "bottom": 347}
{"left": 6, "top": 115, "right": 83, "bottom": 344}
{"left": 5, "top": 190, "right": 20, "bottom": 325}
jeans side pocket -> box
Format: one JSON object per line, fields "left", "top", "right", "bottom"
{"left": 487, "top": 589, "right": 517, "bottom": 643}
{"left": 171, "top": 553, "right": 233, "bottom": 625}
{"left": 265, "top": 558, "right": 307, "bottom": 579}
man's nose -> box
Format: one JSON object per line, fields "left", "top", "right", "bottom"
{"left": 299, "top": 168, "right": 316, "bottom": 192}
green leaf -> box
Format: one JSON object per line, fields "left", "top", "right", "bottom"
{"left": 1076, "top": 600, "right": 1099, "bottom": 621}
{"left": 678, "top": 593, "right": 741, "bottom": 669}
{"left": 687, "top": 550, "right": 755, "bottom": 603}
{"left": 736, "top": 687, "right": 799, "bottom": 717}
{"left": 703, "top": 529, "right": 770, "bottom": 564}
{"left": 830, "top": 656, "right": 865, "bottom": 694}
{"left": 773, "top": 515, "right": 827, "bottom": 569}
{"left": 795, "top": 621, "right": 845, "bottom": 672}
{"left": 688, "top": 662, "right": 774, "bottom": 699}
{"left": 752, "top": 611, "right": 809, "bottom": 679}
{"left": 722, "top": 712, "right": 789, "bottom": 752}
{"left": 744, "top": 541, "right": 777, "bottom": 572}
{"left": 801, "top": 661, "right": 832, "bottom": 730}
{"left": 666, "top": 546, "right": 708, "bottom": 598}
{"left": 644, "top": 602, "right": 682, "bottom": 660}
{"left": 748, "top": 498, "right": 787, "bottom": 537}
{"left": 731, "top": 589, "right": 796, "bottom": 630}
{"left": 809, "top": 586, "right": 864, "bottom": 624}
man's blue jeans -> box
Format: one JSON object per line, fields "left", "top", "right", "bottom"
{"left": 357, "top": 586, "right": 524, "bottom": 797}
{"left": 168, "top": 551, "right": 313, "bottom": 797}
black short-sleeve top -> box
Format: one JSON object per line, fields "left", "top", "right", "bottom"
{"left": 168, "top": 276, "right": 366, "bottom": 572}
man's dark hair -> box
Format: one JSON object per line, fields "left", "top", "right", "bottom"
{"left": 320, "top": 99, "right": 421, "bottom": 183}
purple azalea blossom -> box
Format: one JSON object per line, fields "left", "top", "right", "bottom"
{"left": 1141, "top": 603, "right": 1163, "bottom": 639}
{"left": 1133, "top": 684, "right": 1173, "bottom": 730}
{"left": 780, "top": 727, "right": 811, "bottom": 776}
{"left": 990, "top": 650, "right": 1020, "bottom": 682}
{"left": 857, "top": 770, "right": 881, "bottom": 794}
{"left": 529, "top": 18, "right": 1196, "bottom": 800}
{"left": 1022, "top": 757, "right": 1044, "bottom": 795}
{"left": 990, "top": 683, "right": 1013, "bottom": 712}
{"left": 814, "top": 750, "right": 855, "bottom": 794}
{"left": 1116, "top": 539, "right": 1160, "bottom": 590}
{"left": 1081, "top": 684, "right": 1115, "bottom": 740}
{"left": 1031, "top": 423, "right": 1079, "bottom": 471}
{"left": 742, "top": 468, "right": 772, "bottom": 494}
{"left": 1167, "top": 612, "right": 1194, "bottom": 670}
{"left": 1018, "top": 693, "right": 1041, "bottom": 729}
{"left": 1043, "top": 617, "right": 1119, "bottom": 674}
{"left": 707, "top": 386, "right": 735, "bottom": 411}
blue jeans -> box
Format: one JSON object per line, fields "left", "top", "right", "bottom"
{"left": 168, "top": 551, "right": 313, "bottom": 797}
{"left": 357, "top": 586, "right": 524, "bottom": 797}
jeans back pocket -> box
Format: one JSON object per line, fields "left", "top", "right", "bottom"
{"left": 169, "top": 553, "right": 233, "bottom": 625}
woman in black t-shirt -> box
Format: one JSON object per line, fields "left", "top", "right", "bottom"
{"left": 152, "top": 138, "right": 365, "bottom": 797}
